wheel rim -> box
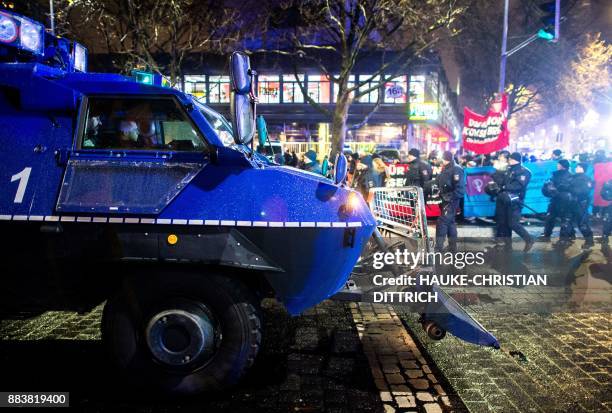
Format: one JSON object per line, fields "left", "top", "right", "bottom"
{"left": 145, "top": 301, "right": 217, "bottom": 368}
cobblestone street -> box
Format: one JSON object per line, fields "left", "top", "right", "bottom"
{"left": 1, "top": 220, "right": 610, "bottom": 412}
{"left": 402, "top": 312, "right": 611, "bottom": 413}
{"left": 1, "top": 297, "right": 610, "bottom": 412}
{"left": 0, "top": 299, "right": 457, "bottom": 412}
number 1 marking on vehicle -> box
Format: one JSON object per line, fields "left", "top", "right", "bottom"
{"left": 11, "top": 167, "right": 32, "bottom": 204}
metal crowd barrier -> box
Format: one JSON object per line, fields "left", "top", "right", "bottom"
{"left": 368, "top": 186, "right": 431, "bottom": 252}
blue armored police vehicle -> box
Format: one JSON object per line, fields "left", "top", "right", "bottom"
{"left": 0, "top": 9, "right": 376, "bottom": 393}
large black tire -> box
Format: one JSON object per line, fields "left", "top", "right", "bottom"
{"left": 102, "top": 271, "right": 261, "bottom": 395}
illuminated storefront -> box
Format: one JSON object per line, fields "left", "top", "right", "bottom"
{"left": 407, "top": 72, "right": 460, "bottom": 154}
{"left": 182, "top": 61, "right": 459, "bottom": 157}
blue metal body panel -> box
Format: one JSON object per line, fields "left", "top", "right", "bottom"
{"left": 0, "top": 62, "right": 376, "bottom": 315}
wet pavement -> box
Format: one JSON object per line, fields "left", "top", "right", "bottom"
{"left": 0, "top": 300, "right": 384, "bottom": 412}
{"left": 0, "top": 221, "right": 610, "bottom": 412}
{"left": 401, "top": 312, "right": 611, "bottom": 413}
{"left": 395, "top": 221, "right": 611, "bottom": 413}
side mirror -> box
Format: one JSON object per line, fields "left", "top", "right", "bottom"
{"left": 230, "top": 52, "right": 251, "bottom": 93}
{"left": 334, "top": 153, "right": 348, "bottom": 184}
{"left": 229, "top": 51, "right": 256, "bottom": 146}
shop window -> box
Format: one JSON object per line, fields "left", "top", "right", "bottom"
{"left": 282, "top": 74, "right": 305, "bottom": 103}
{"left": 258, "top": 74, "right": 280, "bottom": 103}
{"left": 357, "top": 75, "right": 379, "bottom": 103}
{"left": 409, "top": 75, "right": 425, "bottom": 103}
{"left": 307, "top": 74, "right": 331, "bottom": 103}
{"left": 426, "top": 72, "right": 439, "bottom": 101}
{"left": 208, "top": 76, "right": 231, "bottom": 103}
{"left": 384, "top": 76, "right": 407, "bottom": 104}
{"left": 183, "top": 75, "right": 207, "bottom": 101}
{"left": 332, "top": 74, "right": 355, "bottom": 103}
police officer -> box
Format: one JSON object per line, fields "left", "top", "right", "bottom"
{"left": 551, "top": 148, "right": 563, "bottom": 161}
{"left": 539, "top": 159, "right": 572, "bottom": 241}
{"left": 487, "top": 151, "right": 511, "bottom": 242}
{"left": 405, "top": 148, "right": 432, "bottom": 188}
{"left": 434, "top": 151, "right": 464, "bottom": 252}
{"left": 498, "top": 152, "right": 533, "bottom": 252}
{"left": 600, "top": 179, "right": 612, "bottom": 245}
{"left": 567, "top": 163, "right": 594, "bottom": 249}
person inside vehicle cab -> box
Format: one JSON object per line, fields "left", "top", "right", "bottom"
{"left": 117, "top": 120, "right": 140, "bottom": 148}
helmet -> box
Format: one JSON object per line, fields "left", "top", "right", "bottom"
{"left": 542, "top": 180, "right": 557, "bottom": 198}
{"left": 485, "top": 181, "right": 500, "bottom": 196}
{"left": 602, "top": 180, "right": 612, "bottom": 202}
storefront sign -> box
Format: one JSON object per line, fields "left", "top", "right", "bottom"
{"left": 409, "top": 102, "right": 439, "bottom": 121}
{"left": 462, "top": 94, "right": 509, "bottom": 154}
{"left": 385, "top": 85, "right": 405, "bottom": 99}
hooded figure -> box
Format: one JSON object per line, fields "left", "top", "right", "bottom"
{"left": 303, "top": 150, "right": 322, "bottom": 175}
{"left": 352, "top": 155, "right": 373, "bottom": 200}
{"left": 321, "top": 155, "right": 330, "bottom": 177}
{"left": 405, "top": 148, "right": 433, "bottom": 188}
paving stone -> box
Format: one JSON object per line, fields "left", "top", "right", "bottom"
{"left": 408, "top": 378, "right": 430, "bottom": 390}
{"left": 383, "top": 403, "right": 396, "bottom": 413}
{"left": 423, "top": 403, "right": 443, "bottom": 413}
{"left": 395, "top": 395, "right": 416, "bottom": 408}
{"left": 382, "top": 364, "right": 400, "bottom": 374}
{"left": 390, "top": 385, "right": 411, "bottom": 396}
{"left": 400, "top": 360, "right": 419, "bottom": 369}
{"left": 404, "top": 369, "right": 423, "bottom": 378}
{"left": 416, "top": 391, "right": 435, "bottom": 402}
{"left": 375, "top": 378, "right": 389, "bottom": 390}
{"left": 385, "top": 373, "right": 405, "bottom": 385}
{"left": 433, "top": 384, "right": 446, "bottom": 396}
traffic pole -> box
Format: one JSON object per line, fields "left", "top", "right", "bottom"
{"left": 498, "top": 0, "right": 509, "bottom": 93}
{"left": 49, "top": 0, "right": 55, "bottom": 35}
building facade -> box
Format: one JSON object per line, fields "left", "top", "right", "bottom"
{"left": 180, "top": 54, "right": 461, "bottom": 157}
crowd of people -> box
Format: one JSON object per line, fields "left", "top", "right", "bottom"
{"left": 279, "top": 145, "right": 611, "bottom": 252}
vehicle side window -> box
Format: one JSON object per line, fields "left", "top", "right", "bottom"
{"left": 199, "top": 105, "right": 234, "bottom": 147}
{"left": 82, "top": 97, "right": 206, "bottom": 151}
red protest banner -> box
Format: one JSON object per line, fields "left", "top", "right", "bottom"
{"left": 386, "top": 163, "right": 441, "bottom": 217}
{"left": 593, "top": 162, "right": 612, "bottom": 207}
{"left": 462, "top": 93, "right": 509, "bottom": 154}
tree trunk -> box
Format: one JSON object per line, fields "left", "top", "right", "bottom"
{"left": 330, "top": 92, "right": 351, "bottom": 160}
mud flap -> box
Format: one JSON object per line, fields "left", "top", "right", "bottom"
{"left": 422, "top": 285, "right": 500, "bottom": 348}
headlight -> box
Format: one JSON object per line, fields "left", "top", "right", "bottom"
{"left": 346, "top": 191, "right": 362, "bottom": 212}
{"left": 0, "top": 13, "right": 18, "bottom": 44}
{"left": 19, "top": 17, "right": 43, "bottom": 55}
